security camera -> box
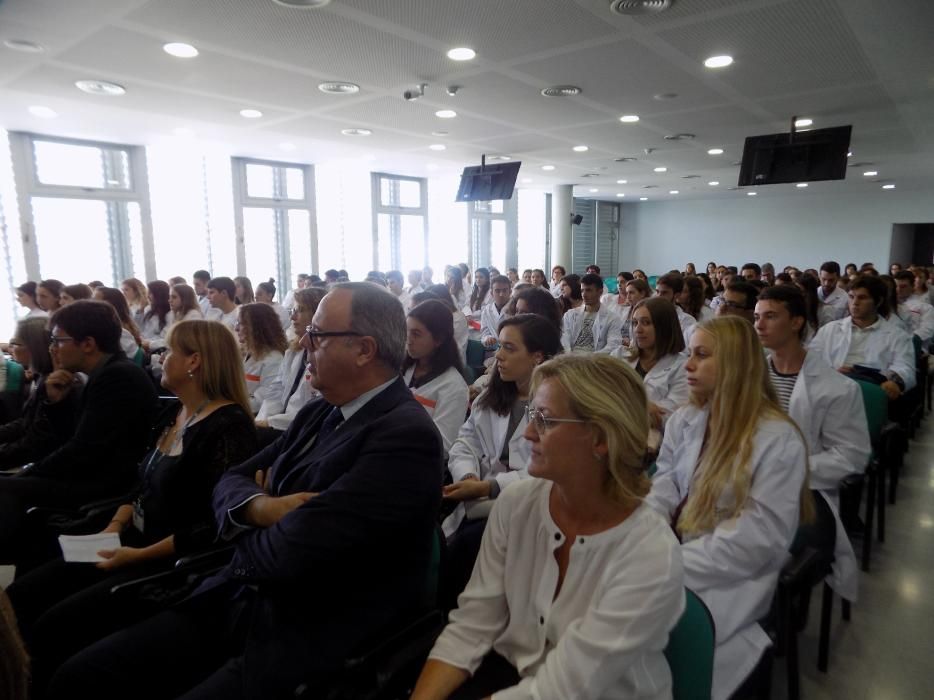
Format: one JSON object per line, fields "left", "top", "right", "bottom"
{"left": 446, "top": 85, "right": 461, "bottom": 96}
{"left": 403, "top": 83, "right": 427, "bottom": 101}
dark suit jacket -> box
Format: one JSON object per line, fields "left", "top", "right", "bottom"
{"left": 28, "top": 354, "right": 157, "bottom": 496}
{"left": 204, "top": 376, "right": 443, "bottom": 698}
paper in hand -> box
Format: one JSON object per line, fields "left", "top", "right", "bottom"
{"left": 58, "top": 532, "right": 121, "bottom": 563}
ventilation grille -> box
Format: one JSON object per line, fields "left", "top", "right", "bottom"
{"left": 541, "top": 85, "right": 582, "bottom": 97}
{"left": 610, "top": 0, "right": 673, "bottom": 16}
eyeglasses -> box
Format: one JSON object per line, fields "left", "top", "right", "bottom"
{"left": 721, "top": 300, "right": 751, "bottom": 311}
{"left": 303, "top": 326, "right": 365, "bottom": 349}
{"left": 49, "top": 336, "right": 76, "bottom": 346}
{"left": 527, "top": 406, "right": 588, "bottom": 435}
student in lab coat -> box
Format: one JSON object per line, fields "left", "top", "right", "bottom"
{"left": 617, "top": 278, "right": 652, "bottom": 347}
{"left": 561, "top": 273, "right": 623, "bottom": 354}
{"left": 647, "top": 316, "right": 813, "bottom": 699}
{"left": 894, "top": 270, "right": 934, "bottom": 347}
{"left": 465, "top": 268, "right": 492, "bottom": 322}
{"left": 418, "top": 285, "right": 470, "bottom": 361}
{"left": 612, "top": 297, "right": 688, "bottom": 430}
{"left": 479, "top": 276, "right": 513, "bottom": 348}
{"left": 403, "top": 300, "right": 469, "bottom": 454}
{"left": 238, "top": 303, "right": 287, "bottom": 414}
{"left": 809, "top": 273, "right": 916, "bottom": 398}
{"left": 755, "top": 285, "right": 870, "bottom": 603}
{"left": 654, "top": 273, "right": 697, "bottom": 345}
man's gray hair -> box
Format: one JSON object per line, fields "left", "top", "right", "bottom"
{"left": 333, "top": 282, "right": 406, "bottom": 372}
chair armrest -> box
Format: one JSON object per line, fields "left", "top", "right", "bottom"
{"left": 780, "top": 547, "right": 822, "bottom": 587}
{"left": 174, "top": 545, "right": 234, "bottom": 571}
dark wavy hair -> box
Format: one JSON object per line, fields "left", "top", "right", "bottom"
{"left": 469, "top": 268, "right": 490, "bottom": 312}
{"left": 403, "top": 299, "right": 466, "bottom": 381}
{"left": 508, "top": 287, "right": 563, "bottom": 331}
{"left": 144, "top": 280, "right": 171, "bottom": 331}
{"left": 475, "top": 314, "right": 563, "bottom": 416}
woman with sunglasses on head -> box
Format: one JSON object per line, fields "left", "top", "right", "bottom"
{"left": 646, "top": 316, "right": 812, "bottom": 699}
{"left": 413, "top": 353, "right": 684, "bottom": 700}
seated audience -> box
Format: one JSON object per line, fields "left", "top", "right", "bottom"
{"left": 424, "top": 284, "right": 469, "bottom": 359}
{"left": 818, "top": 261, "right": 848, "bottom": 321}
{"left": 7, "top": 320, "right": 257, "bottom": 692}
{"left": 755, "top": 285, "right": 870, "bottom": 603}
{"left": 48, "top": 282, "right": 443, "bottom": 699}
{"left": 793, "top": 273, "right": 825, "bottom": 337}
{"left": 238, "top": 303, "right": 287, "bottom": 413}
{"left": 809, "top": 273, "right": 916, "bottom": 400}
{"left": 480, "top": 276, "right": 512, "bottom": 348}
{"left": 234, "top": 276, "right": 255, "bottom": 304}
{"left": 403, "top": 300, "right": 470, "bottom": 453}
{"left": 255, "top": 287, "right": 326, "bottom": 440}
{"left": 716, "top": 281, "right": 759, "bottom": 324}
{"left": 36, "top": 280, "right": 64, "bottom": 314}
{"left": 0, "top": 319, "right": 80, "bottom": 468}
{"left": 15, "top": 281, "right": 47, "bottom": 318}
{"left": 386, "top": 270, "right": 411, "bottom": 311}
{"left": 0, "top": 301, "right": 157, "bottom": 561}
{"left": 910, "top": 265, "right": 934, "bottom": 305}
{"left": 679, "top": 275, "right": 714, "bottom": 321}
{"left": 120, "top": 278, "right": 148, "bottom": 326}
{"left": 632, "top": 268, "right": 648, "bottom": 282}
{"left": 521, "top": 269, "right": 533, "bottom": 284}
{"left": 531, "top": 269, "right": 548, "bottom": 290}
{"left": 655, "top": 273, "right": 697, "bottom": 343}
{"left": 505, "top": 268, "right": 519, "bottom": 286}
{"left": 466, "top": 268, "right": 492, "bottom": 322}
{"left": 561, "top": 273, "right": 623, "bottom": 354}
{"left": 600, "top": 272, "right": 631, "bottom": 314}
{"left": 619, "top": 278, "right": 652, "bottom": 345}
{"left": 406, "top": 269, "right": 424, "bottom": 295}
{"left": 139, "top": 280, "right": 171, "bottom": 351}
{"left": 894, "top": 270, "right": 934, "bottom": 347}
{"left": 761, "top": 262, "right": 776, "bottom": 286}
{"left": 93, "top": 287, "right": 143, "bottom": 359}
{"left": 446, "top": 266, "right": 468, "bottom": 310}
{"left": 557, "top": 274, "right": 583, "bottom": 314}
{"left": 168, "top": 284, "right": 204, "bottom": 326}
{"left": 549, "top": 266, "right": 566, "bottom": 298}
{"left": 613, "top": 298, "right": 688, "bottom": 430}
{"left": 740, "top": 262, "right": 761, "bottom": 282}
{"left": 0, "top": 589, "right": 29, "bottom": 700}
{"left": 413, "top": 353, "right": 684, "bottom": 700}
{"left": 60, "top": 284, "right": 92, "bottom": 306}
{"left": 647, "top": 316, "right": 812, "bottom": 698}
{"left": 192, "top": 269, "right": 212, "bottom": 315}
{"left": 206, "top": 276, "right": 240, "bottom": 331}
{"left": 255, "top": 279, "right": 291, "bottom": 330}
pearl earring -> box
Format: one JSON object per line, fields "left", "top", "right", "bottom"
{"left": 187, "top": 370, "right": 194, "bottom": 379}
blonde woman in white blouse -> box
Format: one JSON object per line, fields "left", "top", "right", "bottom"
{"left": 413, "top": 353, "right": 684, "bottom": 700}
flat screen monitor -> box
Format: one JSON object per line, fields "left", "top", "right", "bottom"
{"left": 456, "top": 161, "right": 522, "bottom": 201}
{"left": 738, "top": 125, "right": 852, "bottom": 186}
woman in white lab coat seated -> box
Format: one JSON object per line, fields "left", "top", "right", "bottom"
{"left": 612, "top": 297, "right": 688, "bottom": 432}
{"left": 94, "top": 287, "right": 143, "bottom": 361}
{"left": 403, "top": 300, "right": 470, "bottom": 454}
{"left": 139, "top": 280, "right": 172, "bottom": 351}
{"left": 465, "top": 268, "right": 492, "bottom": 321}
{"left": 254, "top": 287, "right": 325, "bottom": 445}
{"left": 255, "top": 279, "right": 291, "bottom": 332}
{"left": 679, "top": 275, "right": 715, "bottom": 322}
{"left": 616, "top": 278, "right": 652, "bottom": 347}
{"left": 237, "top": 302, "right": 287, "bottom": 414}
{"left": 647, "top": 316, "right": 813, "bottom": 700}
{"left": 420, "top": 285, "right": 470, "bottom": 361}
{"left": 413, "top": 353, "right": 684, "bottom": 700}
{"left": 168, "top": 284, "right": 204, "bottom": 326}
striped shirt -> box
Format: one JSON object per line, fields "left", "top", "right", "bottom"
{"left": 768, "top": 359, "right": 798, "bottom": 412}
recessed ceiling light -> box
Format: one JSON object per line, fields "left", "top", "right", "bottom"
{"left": 28, "top": 105, "right": 57, "bottom": 119}
{"left": 747, "top": 191, "right": 757, "bottom": 196}
{"left": 587, "top": 188, "right": 598, "bottom": 193}
{"left": 75, "top": 80, "right": 126, "bottom": 96}
{"left": 707, "top": 148, "right": 724, "bottom": 155}
{"left": 239, "top": 108, "right": 263, "bottom": 119}
{"left": 431, "top": 131, "right": 448, "bottom": 137}
{"left": 616, "top": 193, "right": 626, "bottom": 197}
{"left": 796, "top": 183, "right": 808, "bottom": 188}
{"left": 654, "top": 167, "right": 667, "bottom": 172}
{"left": 541, "top": 85, "right": 582, "bottom": 97}
{"left": 573, "top": 145, "right": 589, "bottom": 152}
{"left": 279, "top": 142, "right": 296, "bottom": 151}
{"left": 863, "top": 170, "right": 878, "bottom": 177}
{"left": 318, "top": 81, "right": 360, "bottom": 95}
{"left": 542, "top": 165, "right": 555, "bottom": 171}
{"left": 704, "top": 54, "right": 733, "bottom": 68}
{"left": 429, "top": 144, "right": 446, "bottom": 151}
{"left": 616, "top": 179, "right": 628, "bottom": 184}
{"left": 794, "top": 118, "right": 813, "bottom": 127}
{"left": 669, "top": 190, "right": 679, "bottom": 194}
{"left": 640, "top": 196, "right": 649, "bottom": 201}
{"left": 163, "top": 42, "right": 199, "bottom": 58}
{"left": 708, "top": 181, "right": 719, "bottom": 186}
{"left": 341, "top": 128, "right": 372, "bottom": 136}
{"left": 653, "top": 92, "right": 678, "bottom": 101}
{"left": 882, "top": 184, "right": 895, "bottom": 189}
{"left": 521, "top": 178, "right": 533, "bottom": 183}
{"left": 447, "top": 47, "right": 476, "bottom": 61}
{"left": 435, "top": 109, "right": 457, "bottom": 119}
{"left": 619, "top": 115, "right": 640, "bottom": 123}
{"left": 172, "top": 127, "right": 194, "bottom": 137}
{"left": 3, "top": 39, "right": 44, "bottom": 53}
{"left": 272, "top": 0, "right": 332, "bottom": 7}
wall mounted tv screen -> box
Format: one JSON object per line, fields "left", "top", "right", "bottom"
{"left": 738, "top": 125, "right": 852, "bottom": 187}
{"left": 456, "top": 161, "right": 522, "bottom": 201}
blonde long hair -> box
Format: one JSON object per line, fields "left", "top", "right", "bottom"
{"left": 678, "top": 316, "right": 814, "bottom": 537}
{"left": 531, "top": 354, "right": 651, "bottom": 509}
{"left": 165, "top": 320, "right": 251, "bottom": 416}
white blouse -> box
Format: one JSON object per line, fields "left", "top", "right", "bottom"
{"left": 243, "top": 351, "right": 284, "bottom": 413}
{"left": 430, "top": 478, "right": 685, "bottom": 700}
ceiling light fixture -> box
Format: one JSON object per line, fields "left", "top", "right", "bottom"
{"left": 610, "top": 0, "right": 674, "bottom": 15}
{"left": 616, "top": 179, "right": 628, "bottom": 184}
{"left": 163, "top": 42, "right": 199, "bottom": 58}
{"left": 318, "top": 81, "right": 359, "bottom": 95}
{"left": 435, "top": 109, "right": 457, "bottom": 118}
{"left": 707, "top": 148, "right": 724, "bottom": 155}
{"left": 654, "top": 166, "right": 667, "bottom": 172}
{"left": 431, "top": 131, "right": 448, "bottom": 137}
{"left": 796, "top": 183, "right": 808, "bottom": 188}
{"left": 75, "top": 79, "right": 126, "bottom": 96}
{"left": 708, "top": 181, "right": 719, "bottom": 186}
{"left": 653, "top": 92, "right": 678, "bottom": 100}
{"left": 3, "top": 39, "right": 44, "bottom": 53}
{"left": 447, "top": 47, "right": 476, "bottom": 61}
{"left": 747, "top": 191, "right": 757, "bottom": 196}
{"left": 704, "top": 54, "right": 733, "bottom": 68}
{"left": 619, "top": 115, "right": 640, "bottom": 123}
{"left": 573, "top": 145, "right": 589, "bottom": 152}
{"left": 429, "top": 144, "right": 446, "bottom": 151}
{"left": 794, "top": 118, "right": 813, "bottom": 127}
{"left": 863, "top": 170, "right": 878, "bottom": 177}
{"left": 541, "top": 165, "right": 556, "bottom": 171}
{"left": 239, "top": 109, "right": 263, "bottom": 119}
{"left": 541, "top": 85, "right": 582, "bottom": 97}
{"left": 616, "top": 193, "right": 626, "bottom": 197}
{"left": 882, "top": 184, "right": 895, "bottom": 189}
{"left": 28, "top": 105, "right": 57, "bottom": 119}
{"left": 272, "top": 0, "right": 332, "bottom": 7}
{"left": 669, "top": 190, "right": 679, "bottom": 194}
{"left": 589, "top": 188, "right": 599, "bottom": 193}
{"left": 341, "top": 128, "right": 372, "bottom": 136}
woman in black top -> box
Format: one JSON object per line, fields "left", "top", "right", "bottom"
{"left": 7, "top": 320, "right": 258, "bottom": 692}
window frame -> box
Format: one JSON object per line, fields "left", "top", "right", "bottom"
{"left": 370, "top": 172, "right": 429, "bottom": 271}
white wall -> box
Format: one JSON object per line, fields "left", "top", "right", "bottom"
{"left": 620, "top": 189, "right": 934, "bottom": 275}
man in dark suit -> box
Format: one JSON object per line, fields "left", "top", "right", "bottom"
{"left": 49, "top": 283, "right": 444, "bottom": 700}
{"left": 0, "top": 300, "right": 157, "bottom": 560}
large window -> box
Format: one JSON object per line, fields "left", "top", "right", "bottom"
{"left": 232, "top": 157, "right": 316, "bottom": 295}
{"left": 468, "top": 197, "right": 517, "bottom": 272}
{"left": 371, "top": 172, "right": 428, "bottom": 272}
{"left": 9, "top": 132, "right": 154, "bottom": 285}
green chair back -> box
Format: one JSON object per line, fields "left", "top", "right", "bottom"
{"left": 466, "top": 339, "right": 486, "bottom": 368}
{"left": 648, "top": 275, "right": 659, "bottom": 290}
{"left": 604, "top": 276, "right": 619, "bottom": 294}
{"left": 853, "top": 379, "right": 886, "bottom": 446}
{"left": 133, "top": 346, "right": 146, "bottom": 367}
{"left": 4, "top": 360, "right": 24, "bottom": 393}
{"left": 665, "top": 589, "right": 715, "bottom": 700}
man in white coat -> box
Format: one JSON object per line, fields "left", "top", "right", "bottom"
{"left": 818, "top": 261, "right": 848, "bottom": 321}
{"left": 755, "top": 285, "right": 871, "bottom": 603}
{"left": 480, "top": 275, "right": 512, "bottom": 347}
{"left": 561, "top": 273, "right": 623, "bottom": 354}
{"left": 894, "top": 270, "right": 934, "bottom": 348}
{"left": 386, "top": 270, "right": 412, "bottom": 312}
{"left": 809, "top": 274, "right": 916, "bottom": 401}
{"left": 655, "top": 273, "right": 697, "bottom": 345}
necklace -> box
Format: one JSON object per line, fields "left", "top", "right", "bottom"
{"left": 160, "top": 399, "right": 211, "bottom": 456}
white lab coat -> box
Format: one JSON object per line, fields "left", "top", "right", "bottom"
{"left": 403, "top": 365, "right": 469, "bottom": 454}
{"left": 561, "top": 305, "right": 623, "bottom": 354}
{"left": 897, "top": 296, "right": 934, "bottom": 346}
{"left": 616, "top": 352, "right": 689, "bottom": 422}
{"left": 453, "top": 310, "right": 469, "bottom": 360}
{"left": 676, "top": 306, "right": 697, "bottom": 347}
{"left": 784, "top": 351, "right": 870, "bottom": 602}
{"left": 120, "top": 328, "right": 140, "bottom": 361}
{"left": 393, "top": 289, "right": 411, "bottom": 312}
{"left": 464, "top": 288, "right": 493, "bottom": 321}
{"left": 818, "top": 286, "right": 848, "bottom": 320}
{"left": 480, "top": 302, "right": 509, "bottom": 346}
{"left": 255, "top": 347, "right": 318, "bottom": 431}
{"left": 444, "top": 398, "right": 531, "bottom": 538}
{"left": 809, "top": 316, "right": 916, "bottom": 390}
{"left": 647, "top": 405, "right": 807, "bottom": 699}
{"left": 243, "top": 351, "right": 284, "bottom": 413}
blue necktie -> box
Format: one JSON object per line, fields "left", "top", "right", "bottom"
{"left": 317, "top": 405, "right": 344, "bottom": 442}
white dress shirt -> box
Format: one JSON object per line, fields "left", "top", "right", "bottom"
{"left": 809, "top": 315, "right": 916, "bottom": 390}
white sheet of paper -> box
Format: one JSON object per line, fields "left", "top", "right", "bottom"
{"left": 58, "top": 532, "right": 122, "bottom": 563}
